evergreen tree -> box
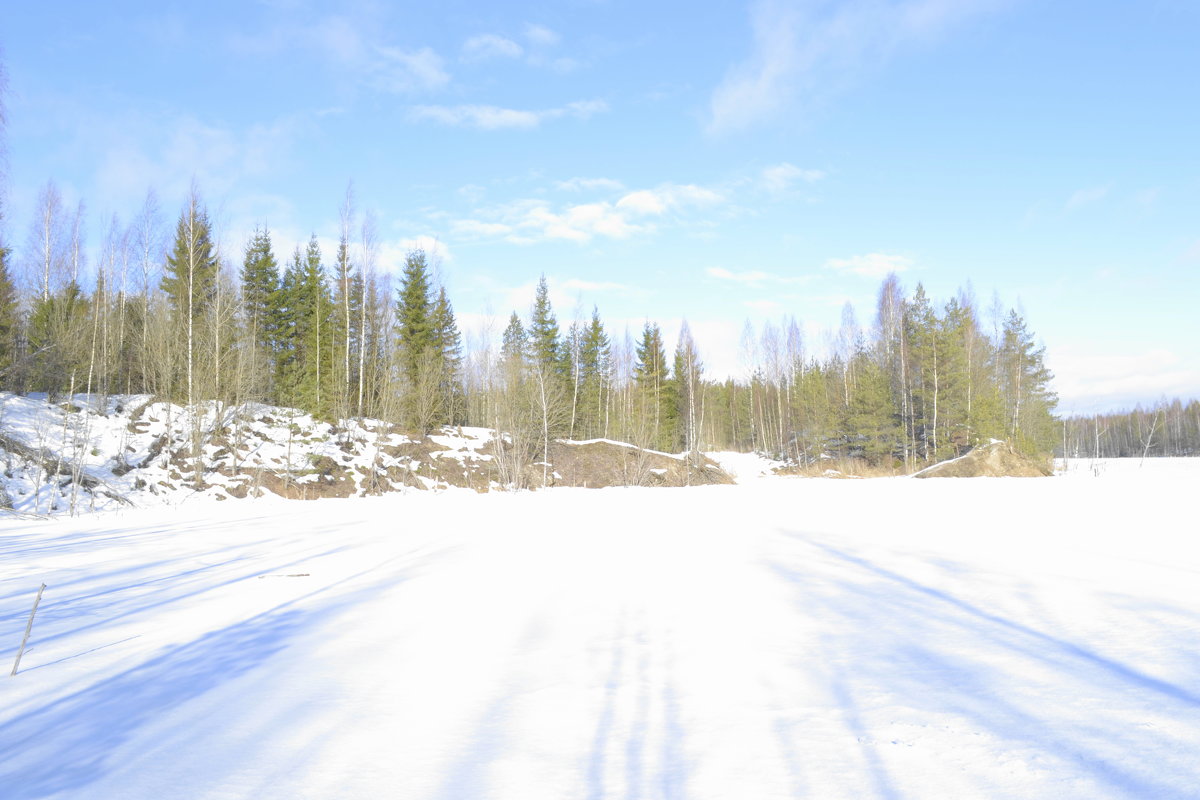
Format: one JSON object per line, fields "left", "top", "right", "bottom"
{"left": 240, "top": 226, "right": 281, "bottom": 399}
{"left": 634, "top": 321, "right": 676, "bottom": 450}
{"left": 160, "top": 188, "right": 219, "bottom": 403}
{"left": 395, "top": 250, "right": 433, "bottom": 389}
{"left": 430, "top": 285, "right": 465, "bottom": 425}
{"left": 528, "top": 275, "right": 566, "bottom": 379}
{"left": 999, "top": 308, "right": 1058, "bottom": 455}
{"left": 278, "top": 238, "right": 332, "bottom": 414}
{"left": 501, "top": 311, "right": 528, "bottom": 367}
{"left": 577, "top": 307, "right": 611, "bottom": 439}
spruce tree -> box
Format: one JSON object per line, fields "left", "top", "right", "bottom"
{"left": 240, "top": 226, "right": 281, "bottom": 400}
{"left": 634, "top": 322, "right": 677, "bottom": 450}
{"left": 430, "top": 285, "right": 465, "bottom": 425}
{"left": 528, "top": 275, "right": 566, "bottom": 379}
{"left": 160, "top": 188, "right": 218, "bottom": 403}
{"left": 395, "top": 250, "right": 433, "bottom": 389}
{"left": 578, "top": 307, "right": 611, "bottom": 439}
{"left": 1000, "top": 309, "right": 1058, "bottom": 455}
{"left": 501, "top": 312, "right": 527, "bottom": 367}
{"left": 278, "top": 238, "right": 332, "bottom": 415}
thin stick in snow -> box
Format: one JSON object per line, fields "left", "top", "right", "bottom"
{"left": 11, "top": 583, "right": 47, "bottom": 677}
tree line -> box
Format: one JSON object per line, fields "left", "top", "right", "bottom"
{"left": 0, "top": 175, "right": 1064, "bottom": 474}
{"left": 1061, "top": 399, "right": 1200, "bottom": 459}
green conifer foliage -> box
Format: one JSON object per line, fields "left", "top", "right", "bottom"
{"left": 528, "top": 276, "right": 566, "bottom": 379}
{"left": 634, "top": 322, "right": 677, "bottom": 450}
{"left": 395, "top": 250, "right": 433, "bottom": 389}
{"left": 1000, "top": 309, "right": 1058, "bottom": 455}
{"left": 0, "top": 243, "right": 18, "bottom": 385}
{"left": 240, "top": 226, "right": 281, "bottom": 399}
{"left": 577, "top": 307, "right": 611, "bottom": 439}
{"left": 430, "top": 285, "right": 465, "bottom": 425}
{"left": 277, "top": 238, "right": 333, "bottom": 415}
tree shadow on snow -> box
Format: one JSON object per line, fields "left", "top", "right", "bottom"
{"left": 766, "top": 530, "right": 1200, "bottom": 800}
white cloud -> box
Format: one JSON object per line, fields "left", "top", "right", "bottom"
{"left": 1050, "top": 346, "right": 1200, "bottom": 414}
{"left": 762, "top": 162, "right": 825, "bottom": 193}
{"left": 556, "top": 177, "right": 626, "bottom": 193}
{"left": 409, "top": 99, "right": 607, "bottom": 130}
{"left": 524, "top": 24, "right": 561, "bottom": 47}
{"left": 462, "top": 34, "right": 524, "bottom": 61}
{"left": 616, "top": 184, "right": 723, "bottom": 215}
{"left": 1065, "top": 184, "right": 1110, "bottom": 211}
{"left": 371, "top": 45, "right": 450, "bottom": 93}
{"left": 709, "top": 0, "right": 1003, "bottom": 134}
{"left": 825, "top": 252, "right": 913, "bottom": 278}
{"left": 560, "top": 278, "right": 630, "bottom": 293}
{"left": 452, "top": 181, "right": 724, "bottom": 245}
{"left": 707, "top": 267, "right": 774, "bottom": 285}
{"left": 378, "top": 235, "right": 452, "bottom": 273}
{"left": 453, "top": 219, "right": 513, "bottom": 237}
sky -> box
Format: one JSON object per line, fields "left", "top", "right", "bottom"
{"left": 1, "top": 0, "right": 1198, "bottom": 414}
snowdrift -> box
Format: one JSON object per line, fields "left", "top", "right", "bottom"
{"left": 913, "top": 440, "right": 1053, "bottom": 478}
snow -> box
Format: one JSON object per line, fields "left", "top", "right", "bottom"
{"left": 706, "top": 450, "right": 784, "bottom": 479}
{"left": 3, "top": 461, "right": 1199, "bottom": 798}
{"left": 0, "top": 393, "right": 505, "bottom": 514}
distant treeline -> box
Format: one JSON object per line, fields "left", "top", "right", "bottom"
{"left": 0, "top": 181, "right": 1060, "bottom": 474}
{"left": 1061, "top": 399, "right": 1200, "bottom": 458}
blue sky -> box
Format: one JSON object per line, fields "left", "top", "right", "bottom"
{"left": 2, "top": 0, "right": 1198, "bottom": 413}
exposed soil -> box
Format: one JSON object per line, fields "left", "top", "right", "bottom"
{"left": 913, "top": 441, "right": 1052, "bottom": 478}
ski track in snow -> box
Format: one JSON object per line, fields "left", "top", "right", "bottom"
{"left": 2, "top": 466, "right": 1200, "bottom": 799}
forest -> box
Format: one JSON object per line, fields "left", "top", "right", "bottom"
{"left": 0, "top": 180, "right": 1066, "bottom": 473}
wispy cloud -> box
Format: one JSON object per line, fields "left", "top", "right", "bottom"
{"left": 371, "top": 46, "right": 449, "bottom": 93}
{"left": 761, "top": 162, "right": 825, "bottom": 193}
{"left": 461, "top": 34, "right": 523, "bottom": 61}
{"left": 556, "top": 177, "right": 626, "bottom": 193}
{"left": 825, "top": 252, "right": 913, "bottom": 278}
{"left": 706, "top": 266, "right": 810, "bottom": 287}
{"left": 1065, "top": 184, "right": 1110, "bottom": 211}
{"left": 708, "top": 0, "right": 1004, "bottom": 134}
{"left": 410, "top": 99, "right": 607, "bottom": 130}
{"left": 452, "top": 182, "right": 725, "bottom": 245}
{"left": 707, "top": 267, "right": 775, "bottom": 286}
{"left": 1050, "top": 345, "right": 1200, "bottom": 413}
{"left": 524, "top": 24, "right": 561, "bottom": 47}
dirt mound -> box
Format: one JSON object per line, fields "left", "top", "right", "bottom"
{"left": 544, "top": 440, "right": 734, "bottom": 488}
{"left": 913, "top": 441, "right": 1052, "bottom": 478}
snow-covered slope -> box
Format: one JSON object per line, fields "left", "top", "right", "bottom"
{"left": 2, "top": 467, "right": 1198, "bottom": 798}
{"left": 0, "top": 392, "right": 504, "bottom": 515}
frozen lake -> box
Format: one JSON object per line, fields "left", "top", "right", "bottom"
{"left": 3, "top": 463, "right": 1198, "bottom": 799}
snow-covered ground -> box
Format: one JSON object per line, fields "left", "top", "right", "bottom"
{"left": 3, "top": 463, "right": 1199, "bottom": 799}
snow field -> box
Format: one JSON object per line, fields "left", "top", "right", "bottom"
{"left": 2, "top": 465, "right": 1199, "bottom": 799}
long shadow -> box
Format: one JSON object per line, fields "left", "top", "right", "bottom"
{"left": 767, "top": 529, "right": 1200, "bottom": 800}
{"left": 0, "top": 549, "right": 425, "bottom": 798}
